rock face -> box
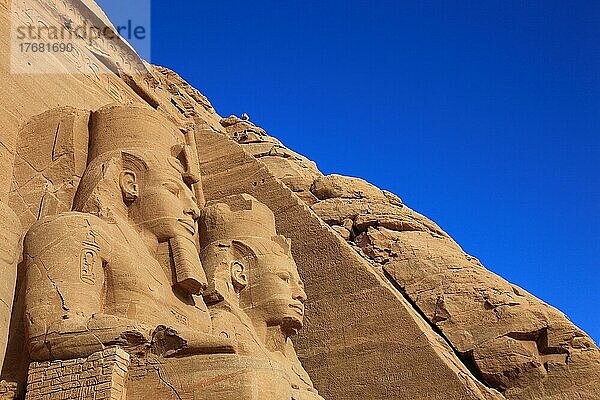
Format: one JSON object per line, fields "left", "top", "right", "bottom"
{"left": 0, "top": 203, "right": 20, "bottom": 376}
{"left": 232, "top": 119, "right": 600, "bottom": 399}
{"left": 196, "top": 122, "right": 504, "bottom": 400}
{"left": 0, "top": 1, "right": 598, "bottom": 399}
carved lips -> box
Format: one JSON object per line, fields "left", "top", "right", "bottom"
{"left": 178, "top": 219, "right": 197, "bottom": 235}
{"left": 288, "top": 302, "right": 305, "bottom": 317}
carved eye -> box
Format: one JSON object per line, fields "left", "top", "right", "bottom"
{"left": 277, "top": 271, "right": 292, "bottom": 284}
{"left": 163, "top": 182, "right": 180, "bottom": 197}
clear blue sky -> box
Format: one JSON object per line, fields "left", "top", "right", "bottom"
{"left": 100, "top": 1, "right": 600, "bottom": 344}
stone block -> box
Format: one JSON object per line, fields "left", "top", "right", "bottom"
{"left": 25, "top": 348, "right": 129, "bottom": 400}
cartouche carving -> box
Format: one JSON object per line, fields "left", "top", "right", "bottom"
{"left": 21, "top": 104, "right": 231, "bottom": 362}
{"left": 199, "top": 194, "right": 324, "bottom": 399}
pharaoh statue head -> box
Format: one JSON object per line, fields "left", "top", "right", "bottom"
{"left": 199, "top": 194, "right": 307, "bottom": 337}
{"left": 72, "top": 104, "right": 206, "bottom": 294}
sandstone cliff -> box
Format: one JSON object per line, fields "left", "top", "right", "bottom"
{"left": 222, "top": 115, "right": 600, "bottom": 399}
{"left": 0, "top": 1, "right": 598, "bottom": 399}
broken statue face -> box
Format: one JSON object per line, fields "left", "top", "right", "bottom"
{"left": 127, "top": 159, "right": 201, "bottom": 242}
{"left": 240, "top": 245, "right": 308, "bottom": 335}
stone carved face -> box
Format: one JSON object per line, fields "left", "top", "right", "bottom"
{"left": 128, "top": 164, "right": 200, "bottom": 242}
{"left": 240, "top": 248, "right": 307, "bottom": 335}
{"left": 199, "top": 195, "right": 308, "bottom": 335}
{"left": 74, "top": 148, "right": 207, "bottom": 295}
{"left": 73, "top": 104, "right": 203, "bottom": 247}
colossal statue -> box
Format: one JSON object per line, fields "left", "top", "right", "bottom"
{"left": 2, "top": 1, "right": 598, "bottom": 398}
{"left": 15, "top": 105, "right": 321, "bottom": 400}
{"left": 21, "top": 104, "right": 233, "bottom": 362}
{"left": 199, "top": 194, "right": 324, "bottom": 400}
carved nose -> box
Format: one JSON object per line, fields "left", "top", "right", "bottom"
{"left": 184, "top": 203, "right": 200, "bottom": 221}
{"left": 293, "top": 283, "right": 307, "bottom": 304}
{"left": 182, "top": 188, "right": 201, "bottom": 221}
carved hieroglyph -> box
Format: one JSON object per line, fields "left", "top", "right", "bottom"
{"left": 25, "top": 347, "right": 129, "bottom": 400}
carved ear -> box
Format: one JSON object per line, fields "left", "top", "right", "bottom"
{"left": 230, "top": 260, "right": 248, "bottom": 291}
{"left": 119, "top": 170, "right": 139, "bottom": 204}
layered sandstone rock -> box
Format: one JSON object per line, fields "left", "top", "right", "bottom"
{"left": 0, "top": 1, "right": 598, "bottom": 399}
{"left": 220, "top": 115, "right": 323, "bottom": 205}
{"left": 196, "top": 122, "right": 505, "bottom": 400}
{"left": 228, "top": 116, "right": 600, "bottom": 399}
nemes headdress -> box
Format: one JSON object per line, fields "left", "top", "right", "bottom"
{"left": 199, "top": 194, "right": 292, "bottom": 303}
{"left": 81, "top": 104, "right": 206, "bottom": 295}
{"left": 89, "top": 104, "right": 200, "bottom": 184}
{"left": 199, "top": 194, "right": 278, "bottom": 247}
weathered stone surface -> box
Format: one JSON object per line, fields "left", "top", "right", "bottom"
{"left": 311, "top": 197, "right": 448, "bottom": 237}
{"left": 354, "top": 225, "right": 600, "bottom": 399}
{"left": 0, "top": 380, "right": 17, "bottom": 400}
{"left": 0, "top": 1, "right": 598, "bottom": 399}
{"left": 25, "top": 347, "right": 129, "bottom": 400}
{"left": 472, "top": 336, "right": 547, "bottom": 392}
{"left": 221, "top": 116, "right": 322, "bottom": 204}
{"left": 127, "top": 354, "right": 297, "bottom": 400}
{"left": 196, "top": 127, "right": 504, "bottom": 400}
{"left": 9, "top": 107, "right": 90, "bottom": 230}
{"left": 0, "top": 202, "right": 21, "bottom": 375}
{"left": 311, "top": 174, "right": 388, "bottom": 202}
{"left": 293, "top": 168, "right": 600, "bottom": 399}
